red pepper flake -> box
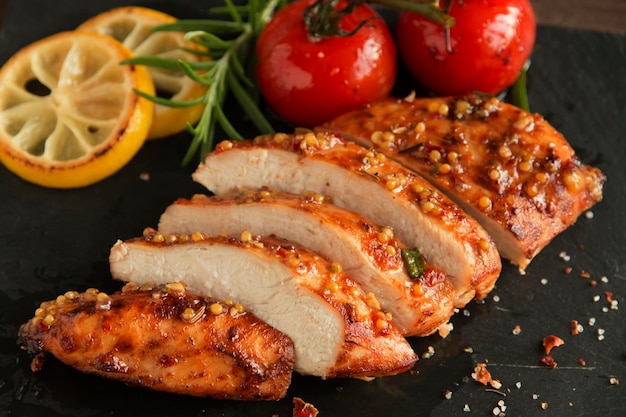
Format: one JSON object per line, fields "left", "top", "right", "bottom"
{"left": 543, "top": 335, "right": 565, "bottom": 354}
{"left": 563, "top": 266, "right": 573, "bottom": 274}
{"left": 609, "top": 377, "right": 620, "bottom": 385}
{"left": 578, "top": 358, "right": 586, "bottom": 366}
{"left": 101, "top": 321, "right": 112, "bottom": 331}
{"left": 605, "top": 291, "right": 614, "bottom": 303}
{"left": 580, "top": 270, "right": 591, "bottom": 279}
{"left": 540, "top": 355, "right": 557, "bottom": 368}
{"left": 590, "top": 280, "right": 597, "bottom": 287}
{"left": 570, "top": 320, "right": 582, "bottom": 335}
{"left": 293, "top": 398, "right": 319, "bottom": 417}
{"left": 471, "top": 363, "right": 501, "bottom": 388}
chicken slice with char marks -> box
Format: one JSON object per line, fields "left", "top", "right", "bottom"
{"left": 320, "top": 95, "right": 606, "bottom": 271}
{"left": 109, "top": 230, "right": 417, "bottom": 378}
{"left": 192, "top": 132, "right": 501, "bottom": 307}
{"left": 158, "top": 189, "right": 456, "bottom": 337}
{"left": 17, "top": 282, "right": 294, "bottom": 400}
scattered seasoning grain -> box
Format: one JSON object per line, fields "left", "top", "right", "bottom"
{"left": 492, "top": 295, "right": 500, "bottom": 303}
{"left": 540, "top": 356, "right": 557, "bottom": 368}
{"left": 512, "top": 325, "right": 522, "bottom": 335}
{"left": 438, "top": 322, "right": 454, "bottom": 338}
{"left": 540, "top": 278, "right": 549, "bottom": 285}
{"left": 593, "top": 295, "right": 601, "bottom": 302}
{"left": 597, "top": 328, "right": 605, "bottom": 341}
{"left": 580, "top": 270, "right": 591, "bottom": 279}
{"left": 588, "top": 317, "right": 596, "bottom": 326}
{"left": 585, "top": 210, "right": 594, "bottom": 219}
{"left": 472, "top": 363, "right": 500, "bottom": 388}
{"left": 139, "top": 172, "right": 150, "bottom": 181}
{"left": 515, "top": 381, "right": 522, "bottom": 389}
{"left": 541, "top": 402, "right": 548, "bottom": 410}
{"left": 571, "top": 320, "right": 583, "bottom": 335}
{"left": 463, "top": 404, "right": 471, "bottom": 412}
{"left": 564, "top": 266, "right": 573, "bottom": 274}
{"left": 609, "top": 377, "right": 620, "bottom": 385}
{"left": 444, "top": 390, "right": 453, "bottom": 399}
{"left": 543, "top": 335, "right": 564, "bottom": 354}
{"left": 422, "top": 345, "right": 435, "bottom": 359}
{"left": 559, "top": 251, "right": 571, "bottom": 261}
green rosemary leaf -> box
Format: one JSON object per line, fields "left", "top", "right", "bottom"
{"left": 230, "top": 53, "right": 254, "bottom": 88}
{"left": 133, "top": 88, "right": 206, "bottom": 108}
{"left": 152, "top": 20, "right": 243, "bottom": 35}
{"left": 222, "top": 0, "right": 244, "bottom": 26}
{"left": 226, "top": 70, "right": 274, "bottom": 134}
{"left": 175, "top": 59, "right": 214, "bottom": 85}
{"left": 215, "top": 104, "right": 244, "bottom": 140}
{"left": 209, "top": 5, "right": 250, "bottom": 18}
{"left": 184, "top": 31, "right": 234, "bottom": 50}
{"left": 121, "top": 56, "right": 186, "bottom": 71}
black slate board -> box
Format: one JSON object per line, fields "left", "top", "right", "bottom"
{"left": 1, "top": 1, "right": 625, "bottom": 416}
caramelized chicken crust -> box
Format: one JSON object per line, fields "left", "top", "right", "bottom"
{"left": 18, "top": 282, "right": 295, "bottom": 400}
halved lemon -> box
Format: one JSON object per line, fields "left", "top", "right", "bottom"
{"left": 0, "top": 31, "right": 155, "bottom": 189}
{"left": 78, "top": 6, "right": 207, "bottom": 140}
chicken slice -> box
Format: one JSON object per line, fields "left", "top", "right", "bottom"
{"left": 192, "top": 132, "right": 502, "bottom": 307}
{"left": 158, "top": 189, "right": 456, "bottom": 337}
{"left": 319, "top": 94, "right": 606, "bottom": 271}
{"left": 17, "top": 282, "right": 294, "bottom": 400}
{"left": 109, "top": 230, "right": 417, "bottom": 378}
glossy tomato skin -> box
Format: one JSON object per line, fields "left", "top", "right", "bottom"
{"left": 396, "top": 0, "right": 536, "bottom": 96}
{"left": 256, "top": 0, "right": 396, "bottom": 127}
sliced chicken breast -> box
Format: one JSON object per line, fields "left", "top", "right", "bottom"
{"left": 109, "top": 229, "right": 417, "bottom": 378}
{"left": 18, "top": 282, "right": 294, "bottom": 400}
{"left": 192, "top": 132, "right": 502, "bottom": 307}
{"left": 158, "top": 189, "right": 456, "bottom": 337}
{"left": 320, "top": 94, "right": 606, "bottom": 271}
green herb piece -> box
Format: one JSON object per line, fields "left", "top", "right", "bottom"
{"left": 401, "top": 248, "right": 426, "bottom": 279}
{"left": 122, "top": 0, "right": 281, "bottom": 166}
{"left": 510, "top": 59, "right": 531, "bottom": 112}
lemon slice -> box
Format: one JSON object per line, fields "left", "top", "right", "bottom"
{"left": 78, "top": 6, "right": 207, "bottom": 140}
{"left": 0, "top": 31, "right": 155, "bottom": 189}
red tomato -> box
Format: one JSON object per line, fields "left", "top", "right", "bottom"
{"left": 396, "top": 0, "right": 536, "bottom": 96}
{"left": 256, "top": 0, "right": 396, "bottom": 127}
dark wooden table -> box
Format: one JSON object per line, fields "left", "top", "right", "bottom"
{"left": 531, "top": 0, "right": 626, "bottom": 34}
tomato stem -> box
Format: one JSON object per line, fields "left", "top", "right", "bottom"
{"left": 304, "top": 0, "right": 454, "bottom": 39}
{"left": 370, "top": 0, "right": 455, "bottom": 28}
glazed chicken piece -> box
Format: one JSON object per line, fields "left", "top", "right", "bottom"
{"left": 158, "top": 189, "right": 456, "bottom": 337}
{"left": 192, "top": 132, "right": 501, "bottom": 307}
{"left": 109, "top": 229, "right": 417, "bottom": 379}
{"left": 320, "top": 95, "right": 606, "bottom": 271}
{"left": 17, "top": 282, "right": 295, "bottom": 400}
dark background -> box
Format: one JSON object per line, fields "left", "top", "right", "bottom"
{"left": 1, "top": 1, "right": 625, "bottom": 416}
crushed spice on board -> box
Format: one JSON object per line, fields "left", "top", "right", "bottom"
{"left": 542, "top": 335, "right": 564, "bottom": 354}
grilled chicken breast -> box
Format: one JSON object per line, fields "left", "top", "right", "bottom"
{"left": 109, "top": 229, "right": 417, "bottom": 378}
{"left": 320, "top": 95, "right": 606, "bottom": 271}
{"left": 192, "top": 132, "right": 501, "bottom": 307}
{"left": 17, "top": 282, "right": 294, "bottom": 400}
{"left": 158, "top": 189, "right": 456, "bottom": 337}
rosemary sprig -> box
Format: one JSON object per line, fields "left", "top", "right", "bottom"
{"left": 122, "top": 0, "right": 281, "bottom": 166}
{"left": 123, "top": 0, "right": 452, "bottom": 166}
